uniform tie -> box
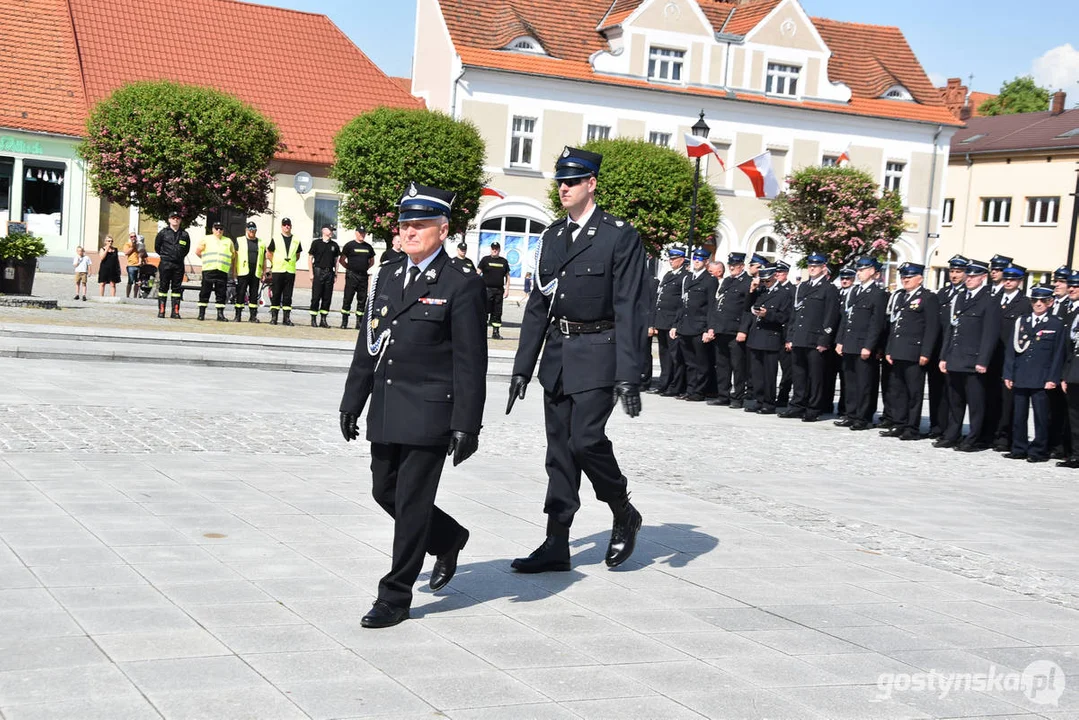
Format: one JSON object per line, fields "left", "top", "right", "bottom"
{"left": 403, "top": 266, "right": 420, "bottom": 298}
{"left": 566, "top": 222, "right": 580, "bottom": 250}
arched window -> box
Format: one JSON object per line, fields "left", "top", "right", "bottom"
{"left": 479, "top": 216, "right": 548, "bottom": 280}
{"left": 880, "top": 247, "right": 902, "bottom": 290}
{"left": 505, "top": 36, "right": 545, "bottom": 54}
{"left": 882, "top": 85, "right": 912, "bottom": 101}
{"left": 754, "top": 235, "right": 779, "bottom": 262}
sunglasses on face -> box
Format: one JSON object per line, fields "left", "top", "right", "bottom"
{"left": 558, "top": 177, "right": 586, "bottom": 188}
{"left": 1033, "top": 299, "right": 1051, "bottom": 305}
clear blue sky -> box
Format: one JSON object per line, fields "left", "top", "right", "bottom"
{"left": 259, "top": 0, "right": 1078, "bottom": 95}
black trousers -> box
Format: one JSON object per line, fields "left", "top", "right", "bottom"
{"left": 370, "top": 442, "right": 464, "bottom": 609}
{"left": 983, "top": 351, "right": 1005, "bottom": 444}
{"left": 665, "top": 334, "right": 687, "bottom": 394}
{"left": 791, "top": 346, "right": 827, "bottom": 415}
{"left": 234, "top": 272, "right": 260, "bottom": 309}
{"left": 777, "top": 348, "right": 793, "bottom": 406}
{"left": 994, "top": 384, "right": 1015, "bottom": 446}
{"left": 270, "top": 272, "right": 296, "bottom": 310}
{"left": 342, "top": 271, "right": 368, "bottom": 317}
{"left": 945, "top": 371, "right": 986, "bottom": 444}
{"left": 1049, "top": 387, "right": 1070, "bottom": 456}
{"left": 655, "top": 330, "right": 674, "bottom": 391}
{"left": 1066, "top": 385, "right": 1079, "bottom": 461}
{"left": 842, "top": 353, "right": 878, "bottom": 422}
{"left": 157, "top": 262, "right": 184, "bottom": 301}
{"left": 822, "top": 349, "right": 841, "bottom": 414}
{"left": 749, "top": 348, "right": 779, "bottom": 410}
{"left": 198, "top": 269, "right": 228, "bottom": 308}
{"left": 485, "top": 287, "right": 505, "bottom": 328}
{"left": 879, "top": 359, "right": 893, "bottom": 422}
{"left": 680, "top": 333, "right": 711, "bottom": 397}
{"left": 926, "top": 357, "right": 948, "bottom": 435}
{"left": 641, "top": 334, "right": 654, "bottom": 386}
{"left": 310, "top": 267, "right": 334, "bottom": 316}
{"left": 889, "top": 359, "right": 926, "bottom": 432}
{"left": 542, "top": 384, "right": 629, "bottom": 534}
{"left": 1012, "top": 388, "right": 1050, "bottom": 460}
{"left": 713, "top": 334, "right": 746, "bottom": 403}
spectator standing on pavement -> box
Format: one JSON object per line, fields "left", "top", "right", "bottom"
{"left": 98, "top": 236, "right": 121, "bottom": 297}
{"left": 195, "top": 222, "right": 236, "bottom": 322}
{"left": 380, "top": 234, "right": 405, "bottom": 264}
{"left": 72, "top": 246, "right": 91, "bottom": 301}
{"left": 308, "top": 224, "right": 341, "bottom": 328}
{"left": 338, "top": 227, "right": 375, "bottom": 329}
{"left": 233, "top": 222, "right": 267, "bottom": 323}
{"left": 455, "top": 242, "right": 476, "bottom": 273}
{"left": 477, "top": 241, "right": 511, "bottom": 339}
{"left": 266, "top": 218, "right": 301, "bottom": 326}
{"left": 154, "top": 211, "right": 191, "bottom": 319}
{"left": 122, "top": 232, "right": 140, "bottom": 297}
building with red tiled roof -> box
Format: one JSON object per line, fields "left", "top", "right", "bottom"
{"left": 938, "top": 78, "right": 998, "bottom": 121}
{"left": 413, "top": 0, "right": 960, "bottom": 285}
{"left": 1, "top": 0, "right": 420, "bottom": 259}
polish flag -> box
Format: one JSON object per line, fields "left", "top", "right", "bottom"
{"left": 684, "top": 134, "right": 725, "bottom": 169}
{"left": 836, "top": 145, "right": 851, "bottom": 167}
{"left": 481, "top": 186, "right": 506, "bottom": 199}
{"left": 737, "top": 151, "right": 781, "bottom": 199}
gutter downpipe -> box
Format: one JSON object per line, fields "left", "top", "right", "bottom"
{"left": 450, "top": 66, "right": 466, "bottom": 120}
{"left": 922, "top": 125, "right": 943, "bottom": 276}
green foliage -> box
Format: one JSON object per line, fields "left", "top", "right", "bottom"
{"left": 0, "top": 231, "right": 48, "bottom": 261}
{"left": 331, "top": 108, "right": 486, "bottom": 241}
{"left": 769, "top": 166, "right": 906, "bottom": 266}
{"left": 545, "top": 138, "right": 720, "bottom": 257}
{"left": 78, "top": 81, "right": 281, "bottom": 226}
{"left": 977, "top": 76, "right": 1050, "bottom": 116}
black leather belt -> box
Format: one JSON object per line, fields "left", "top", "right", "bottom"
{"left": 554, "top": 319, "right": 614, "bottom": 335}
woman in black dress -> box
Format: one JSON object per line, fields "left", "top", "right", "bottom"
{"left": 98, "top": 235, "right": 121, "bottom": 296}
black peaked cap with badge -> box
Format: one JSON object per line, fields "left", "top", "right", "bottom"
{"left": 398, "top": 182, "right": 455, "bottom": 222}
{"left": 554, "top": 147, "right": 602, "bottom": 181}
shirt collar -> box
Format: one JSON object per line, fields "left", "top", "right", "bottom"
{"left": 859, "top": 279, "right": 875, "bottom": 290}
{"left": 406, "top": 247, "right": 442, "bottom": 275}
{"left": 967, "top": 284, "right": 984, "bottom": 298}
{"left": 568, "top": 204, "right": 597, "bottom": 229}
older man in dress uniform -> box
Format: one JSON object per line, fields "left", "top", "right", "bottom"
{"left": 673, "top": 248, "right": 718, "bottom": 402}
{"left": 835, "top": 257, "right": 887, "bottom": 431}
{"left": 744, "top": 264, "right": 792, "bottom": 414}
{"left": 989, "top": 264, "right": 1032, "bottom": 451}
{"left": 928, "top": 255, "right": 969, "bottom": 438}
{"left": 881, "top": 263, "right": 940, "bottom": 440}
{"left": 650, "top": 247, "right": 688, "bottom": 396}
{"left": 704, "top": 251, "right": 752, "bottom": 407}
{"left": 780, "top": 253, "right": 839, "bottom": 422}
{"left": 507, "top": 146, "right": 647, "bottom": 574}
{"left": 339, "top": 182, "right": 487, "bottom": 628}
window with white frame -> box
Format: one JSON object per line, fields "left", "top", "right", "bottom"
{"left": 1026, "top": 196, "right": 1060, "bottom": 225}
{"left": 884, "top": 162, "right": 905, "bottom": 194}
{"left": 942, "top": 198, "right": 955, "bottom": 225}
{"left": 980, "top": 197, "right": 1012, "bottom": 225}
{"left": 754, "top": 236, "right": 779, "bottom": 262}
{"left": 881, "top": 248, "right": 902, "bottom": 290}
{"left": 586, "top": 124, "right": 611, "bottom": 142}
{"left": 509, "top": 116, "right": 536, "bottom": 166}
{"left": 648, "top": 131, "right": 671, "bottom": 147}
{"left": 648, "top": 47, "right": 684, "bottom": 82}
{"left": 822, "top": 155, "right": 840, "bottom": 167}
{"left": 765, "top": 63, "right": 800, "bottom": 97}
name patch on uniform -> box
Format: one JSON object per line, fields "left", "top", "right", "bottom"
{"left": 587, "top": 227, "right": 596, "bottom": 236}
{"left": 419, "top": 298, "right": 448, "bottom": 305}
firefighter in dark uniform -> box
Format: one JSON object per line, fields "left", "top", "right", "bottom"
{"left": 825, "top": 266, "right": 857, "bottom": 417}
{"left": 928, "top": 255, "right": 968, "bottom": 437}
{"left": 935, "top": 259, "right": 1003, "bottom": 451}
{"left": 454, "top": 242, "right": 476, "bottom": 273}
{"left": 339, "top": 182, "right": 487, "bottom": 628}
{"left": 1048, "top": 266, "right": 1074, "bottom": 457}
{"left": 1058, "top": 295, "right": 1079, "bottom": 468}
{"left": 835, "top": 257, "right": 886, "bottom": 430}
{"left": 988, "top": 254, "right": 1012, "bottom": 296}
{"left": 643, "top": 264, "right": 659, "bottom": 389}
{"left": 737, "top": 253, "right": 769, "bottom": 401}
{"left": 780, "top": 253, "right": 839, "bottom": 422}
{"left": 774, "top": 260, "right": 795, "bottom": 407}
{"left": 266, "top": 218, "right": 302, "bottom": 326}
{"left": 232, "top": 222, "right": 267, "bottom": 323}
{"left": 673, "top": 248, "right": 718, "bottom": 402}
{"left": 650, "top": 247, "right": 688, "bottom": 397}
{"left": 338, "top": 227, "right": 375, "bottom": 329}
{"left": 704, "top": 251, "right": 752, "bottom": 407}
{"left": 989, "top": 265, "right": 1031, "bottom": 451}
{"left": 478, "top": 242, "right": 511, "bottom": 339}
{"left": 308, "top": 224, "right": 341, "bottom": 328}
{"left": 507, "top": 146, "right": 647, "bottom": 574}
{"left": 153, "top": 210, "right": 191, "bottom": 319}
{"left": 743, "top": 264, "right": 792, "bottom": 414}
{"left": 881, "top": 263, "right": 940, "bottom": 440}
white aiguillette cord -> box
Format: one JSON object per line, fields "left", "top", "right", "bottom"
{"left": 365, "top": 268, "right": 392, "bottom": 370}
{"left": 532, "top": 226, "right": 560, "bottom": 321}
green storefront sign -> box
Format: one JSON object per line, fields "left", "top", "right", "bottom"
{"left": 0, "top": 136, "right": 45, "bottom": 155}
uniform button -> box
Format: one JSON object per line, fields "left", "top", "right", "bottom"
{"left": 561, "top": 271, "right": 566, "bottom": 277}
{"left": 446, "top": 393, "right": 452, "bottom": 399}
{"left": 560, "top": 293, "right": 565, "bottom": 299}
{"left": 392, "top": 320, "right": 398, "bottom": 326}
{"left": 388, "top": 359, "right": 394, "bottom": 365}
{"left": 386, "top": 379, "right": 393, "bottom": 385}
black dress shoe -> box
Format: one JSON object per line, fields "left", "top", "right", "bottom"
{"left": 430, "top": 528, "right": 469, "bottom": 591}
{"left": 1056, "top": 458, "right": 1079, "bottom": 468}
{"left": 933, "top": 438, "right": 958, "bottom": 449}
{"left": 684, "top": 394, "right": 705, "bottom": 402}
{"left": 1051, "top": 449, "right": 1068, "bottom": 460}
{"left": 1027, "top": 456, "right": 1049, "bottom": 463}
{"left": 992, "top": 440, "right": 1010, "bottom": 453}
{"left": 728, "top": 401, "right": 743, "bottom": 409}
{"left": 927, "top": 430, "right": 943, "bottom": 440}
{"left": 778, "top": 408, "right": 804, "bottom": 419}
{"left": 899, "top": 429, "right": 921, "bottom": 441}
{"left": 955, "top": 443, "right": 986, "bottom": 453}
{"left": 757, "top": 407, "right": 776, "bottom": 415}
{"left": 676, "top": 393, "right": 688, "bottom": 400}
{"left": 1003, "top": 451, "right": 1028, "bottom": 460}
{"left": 511, "top": 535, "right": 571, "bottom": 573}
{"left": 743, "top": 404, "right": 759, "bottom": 413}
{"left": 659, "top": 391, "right": 679, "bottom": 397}
{"left": 834, "top": 418, "right": 854, "bottom": 427}
{"left": 877, "top": 419, "right": 895, "bottom": 430}
{"left": 849, "top": 421, "right": 870, "bottom": 431}
{"left": 801, "top": 413, "right": 820, "bottom": 423}
{"left": 605, "top": 504, "right": 642, "bottom": 568}
{"left": 706, "top": 398, "right": 729, "bottom": 406}
{"left": 879, "top": 427, "right": 903, "bottom": 438}
{"left": 361, "top": 600, "right": 410, "bottom": 629}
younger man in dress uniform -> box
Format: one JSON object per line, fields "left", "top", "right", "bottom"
{"left": 704, "top": 251, "right": 751, "bottom": 407}
{"left": 774, "top": 260, "right": 795, "bottom": 408}
{"left": 338, "top": 227, "right": 375, "bottom": 329}
{"left": 990, "top": 265, "right": 1031, "bottom": 450}
{"left": 339, "top": 182, "right": 487, "bottom": 628}
{"left": 744, "top": 264, "right": 792, "bottom": 414}
{"left": 1004, "top": 285, "right": 1067, "bottom": 463}
{"left": 233, "top": 222, "right": 267, "bottom": 323}
{"left": 835, "top": 257, "right": 886, "bottom": 430}
{"left": 882, "top": 263, "right": 940, "bottom": 440}
{"left": 195, "top": 222, "right": 236, "bottom": 322}
{"left": 988, "top": 254, "right": 1013, "bottom": 295}
{"left": 826, "top": 267, "right": 857, "bottom": 417}
{"left": 928, "top": 255, "right": 968, "bottom": 437}
{"left": 309, "top": 224, "right": 341, "bottom": 328}
{"left": 1058, "top": 301, "right": 1079, "bottom": 468}
{"left": 673, "top": 248, "right": 717, "bottom": 402}
{"left": 266, "top": 218, "right": 302, "bottom": 326}
{"left": 781, "top": 253, "right": 839, "bottom": 422}
{"left": 478, "top": 242, "right": 511, "bottom": 339}
{"left": 650, "top": 247, "right": 688, "bottom": 396}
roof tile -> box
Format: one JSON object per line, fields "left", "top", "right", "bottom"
{"left": 950, "top": 109, "right": 1079, "bottom": 153}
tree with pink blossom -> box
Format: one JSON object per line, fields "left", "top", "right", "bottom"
{"left": 769, "top": 166, "right": 905, "bottom": 267}
{"left": 78, "top": 81, "right": 281, "bottom": 227}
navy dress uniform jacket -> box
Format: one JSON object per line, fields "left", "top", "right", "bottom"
{"left": 786, "top": 278, "right": 840, "bottom": 348}
{"left": 837, "top": 284, "right": 887, "bottom": 354}
{"left": 513, "top": 210, "right": 648, "bottom": 395}
{"left": 340, "top": 250, "right": 488, "bottom": 446}
{"left": 653, "top": 267, "right": 686, "bottom": 330}
{"left": 675, "top": 272, "right": 718, "bottom": 336}
{"left": 746, "top": 285, "right": 792, "bottom": 352}
{"left": 885, "top": 286, "right": 941, "bottom": 362}
{"left": 708, "top": 272, "right": 752, "bottom": 335}
{"left": 1004, "top": 314, "right": 1067, "bottom": 388}
{"left": 941, "top": 287, "right": 1003, "bottom": 372}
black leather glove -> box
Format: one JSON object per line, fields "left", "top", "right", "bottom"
{"left": 447, "top": 431, "right": 478, "bottom": 467}
{"left": 614, "top": 382, "right": 641, "bottom": 418}
{"left": 339, "top": 411, "right": 359, "bottom": 442}
{"left": 506, "top": 375, "right": 529, "bottom": 414}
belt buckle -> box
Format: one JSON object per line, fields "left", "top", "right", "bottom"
{"left": 559, "top": 318, "right": 571, "bottom": 335}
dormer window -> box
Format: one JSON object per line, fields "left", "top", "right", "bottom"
{"left": 506, "top": 36, "right": 545, "bottom": 54}
{"left": 882, "top": 85, "right": 913, "bottom": 101}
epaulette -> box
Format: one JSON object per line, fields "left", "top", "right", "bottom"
{"left": 601, "top": 213, "right": 628, "bottom": 229}
{"left": 448, "top": 256, "right": 476, "bottom": 275}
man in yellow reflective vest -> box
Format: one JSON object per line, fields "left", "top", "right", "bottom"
{"left": 195, "top": 222, "right": 237, "bottom": 322}
{"left": 266, "top": 217, "right": 302, "bottom": 326}
{"left": 233, "top": 221, "right": 268, "bottom": 323}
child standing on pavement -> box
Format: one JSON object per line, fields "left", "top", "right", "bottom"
{"left": 72, "top": 246, "right": 91, "bottom": 301}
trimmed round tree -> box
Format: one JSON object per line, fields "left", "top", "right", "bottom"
{"left": 332, "top": 108, "right": 486, "bottom": 241}
{"left": 78, "top": 81, "right": 281, "bottom": 226}
{"left": 769, "top": 166, "right": 906, "bottom": 267}
{"left": 546, "top": 138, "right": 720, "bottom": 257}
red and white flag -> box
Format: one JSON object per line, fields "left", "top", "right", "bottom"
{"left": 683, "top": 133, "right": 725, "bottom": 169}
{"left": 481, "top": 186, "right": 506, "bottom": 199}
{"left": 836, "top": 145, "right": 851, "bottom": 167}
{"left": 737, "top": 151, "right": 780, "bottom": 199}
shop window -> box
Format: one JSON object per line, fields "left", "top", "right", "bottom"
{"left": 22, "top": 161, "right": 65, "bottom": 236}
{"left": 478, "top": 216, "right": 548, "bottom": 281}
{"left": 0, "top": 157, "right": 13, "bottom": 226}
{"left": 312, "top": 197, "right": 340, "bottom": 239}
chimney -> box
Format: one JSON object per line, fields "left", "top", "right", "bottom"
{"left": 1051, "top": 90, "right": 1067, "bottom": 116}
{"left": 941, "top": 78, "right": 968, "bottom": 120}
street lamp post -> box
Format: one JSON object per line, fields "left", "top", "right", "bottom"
{"left": 687, "top": 110, "right": 711, "bottom": 256}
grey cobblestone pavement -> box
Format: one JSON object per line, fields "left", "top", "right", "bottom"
{"left": 1, "top": 356, "right": 1078, "bottom": 718}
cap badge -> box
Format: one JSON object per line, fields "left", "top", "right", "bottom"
{"left": 562, "top": 148, "right": 570, "bottom": 158}
{"left": 616, "top": 220, "right": 624, "bottom": 227}
{"left": 407, "top": 182, "right": 418, "bottom": 197}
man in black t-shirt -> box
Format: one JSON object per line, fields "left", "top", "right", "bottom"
{"left": 338, "top": 227, "right": 376, "bottom": 329}
{"left": 379, "top": 234, "right": 405, "bottom": 264}
{"left": 455, "top": 242, "right": 476, "bottom": 273}
{"left": 308, "top": 224, "right": 341, "bottom": 328}
{"left": 477, "top": 241, "right": 511, "bottom": 339}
